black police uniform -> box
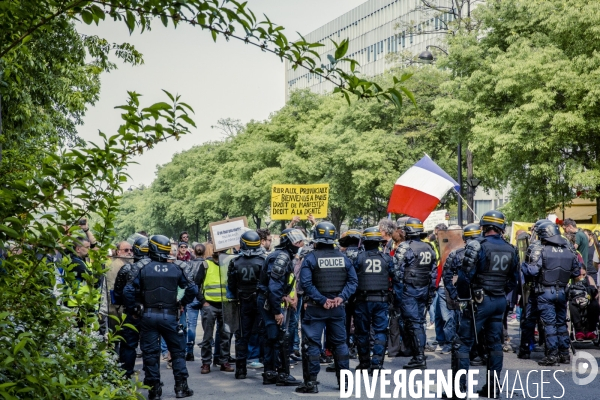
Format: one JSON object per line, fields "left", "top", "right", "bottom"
{"left": 123, "top": 235, "right": 197, "bottom": 399}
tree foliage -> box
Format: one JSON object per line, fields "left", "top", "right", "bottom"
{"left": 431, "top": 0, "right": 600, "bottom": 220}
{"left": 112, "top": 67, "right": 455, "bottom": 240}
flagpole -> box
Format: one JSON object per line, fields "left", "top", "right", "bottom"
{"left": 453, "top": 188, "right": 479, "bottom": 221}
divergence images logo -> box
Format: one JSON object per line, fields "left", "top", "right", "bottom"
{"left": 572, "top": 351, "right": 598, "bottom": 386}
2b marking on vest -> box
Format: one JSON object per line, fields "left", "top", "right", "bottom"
{"left": 365, "top": 259, "right": 382, "bottom": 273}
{"left": 419, "top": 252, "right": 432, "bottom": 265}
{"left": 318, "top": 257, "right": 345, "bottom": 268}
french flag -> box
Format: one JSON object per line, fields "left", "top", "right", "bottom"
{"left": 387, "top": 155, "right": 460, "bottom": 221}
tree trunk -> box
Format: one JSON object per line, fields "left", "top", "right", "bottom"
{"left": 466, "top": 148, "right": 474, "bottom": 223}
{"left": 330, "top": 206, "right": 346, "bottom": 234}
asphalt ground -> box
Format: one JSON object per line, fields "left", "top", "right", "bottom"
{"left": 131, "top": 320, "right": 600, "bottom": 399}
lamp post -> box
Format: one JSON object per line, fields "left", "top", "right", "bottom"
{"left": 264, "top": 214, "right": 272, "bottom": 230}
{"left": 417, "top": 45, "right": 449, "bottom": 62}
{"left": 466, "top": 177, "right": 481, "bottom": 223}
{"left": 127, "top": 184, "right": 142, "bottom": 191}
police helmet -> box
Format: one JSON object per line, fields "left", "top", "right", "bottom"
{"left": 132, "top": 236, "right": 148, "bottom": 262}
{"left": 537, "top": 221, "right": 561, "bottom": 240}
{"left": 533, "top": 219, "right": 550, "bottom": 233}
{"left": 314, "top": 221, "right": 337, "bottom": 244}
{"left": 403, "top": 217, "right": 424, "bottom": 237}
{"left": 339, "top": 229, "right": 362, "bottom": 247}
{"left": 462, "top": 223, "right": 481, "bottom": 241}
{"left": 362, "top": 226, "right": 386, "bottom": 242}
{"left": 278, "top": 228, "right": 306, "bottom": 253}
{"left": 239, "top": 230, "right": 263, "bottom": 256}
{"left": 480, "top": 210, "right": 507, "bottom": 232}
{"left": 148, "top": 234, "right": 171, "bottom": 261}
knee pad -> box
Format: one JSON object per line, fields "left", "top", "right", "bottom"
{"left": 144, "top": 350, "right": 160, "bottom": 367}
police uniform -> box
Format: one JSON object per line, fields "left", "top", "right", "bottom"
{"left": 521, "top": 222, "right": 580, "bottom": 365}
{"left": 257, "top": 228, "right": 306, "bottom": 386}
{"left": 454, "top": 211, "right": 518, "bottom": 398}
{"left": 394, "top": 218, "right": 437, "bottom": 369}
{"left": 227, "top": 231, "right": 266, "bottom": 379}
{"left": 112, "top": 236, "right": 149, "bottom": 378}
{"left": 339, "top": 229, "right": 363, "bottom": 360}
{"left": 123, "top": 235, "right": 198, "bottom": 400}
{"left": 297, "top": 222, "right": 358, "bottom": 393}
{"left": 352, "top": 227, "right": 397, "bottom": 372}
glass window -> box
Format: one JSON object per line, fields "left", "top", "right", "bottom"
{"left": 475, "top": 200, "right": 493, "bottom": 217}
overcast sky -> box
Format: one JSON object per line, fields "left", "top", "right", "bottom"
{"left": 76, "top": 0, "right": 367, "bottom": 188}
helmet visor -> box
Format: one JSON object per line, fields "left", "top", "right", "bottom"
{"left": 286, "top": 229, "right": 306, "bottom": 246}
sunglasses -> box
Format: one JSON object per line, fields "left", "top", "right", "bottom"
{"left": 121, "top": 248, "right": 133, "bottom": 253}
{"left": 179, "top": 245, "right": 188, "bottom": 249}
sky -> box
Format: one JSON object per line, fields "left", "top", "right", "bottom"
{"left": 77, "top": 0, "right": 368, "bottom": 188}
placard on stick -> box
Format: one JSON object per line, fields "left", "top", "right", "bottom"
{"left": 209, "top": 216, "right": 248, "bottom": 251}
{"left": 270, "top": 184, "right": 329, "bottom": 220}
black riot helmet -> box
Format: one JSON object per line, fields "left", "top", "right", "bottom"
{"left": 403, "top": 217, "right": 424, "bottom": 237}
{"left": 362, "top": 226, "right": 386, "bottom": 242}
{"left": 537, "top": 221, "right": 561, "bottom": 241}
{"left": 463, "top": 223, "right": 482, "bottom": 241}
{"left": 277, "top": 228, "right": 307, "bottom": 254}
{"left": 530, "top": 219, "right": 550, "bottom": 241}
{"left": 132, "top": 236, "right": 149, "bottom": 262}
{"left": 148, "top": 234, "right": 171, "bottom": 262}
{"left": 339, "top": 229, "right": 362, "bottom": 247}
{"left": 480, "top": 210, "right": 507, "bottom": 233}
{"left": 314, "top": 221, "right": 337, "bottom": 244}
{"left": 239, "top": 230, "right": 263, "bottom": 256}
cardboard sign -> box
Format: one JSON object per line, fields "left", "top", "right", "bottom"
{"left": 270, "top": 184, "right": 329, "bottom": 220}
{"left": 423, "top": 209, "right": 448, "bottom": 232}
{"left": 209, "top": 217, "right": 248, "bottom": 251}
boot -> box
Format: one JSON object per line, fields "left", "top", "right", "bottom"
{"left": 174, "top": 379, "right": 193, "bottom": 398}
{"left": 403, "top": 334, "right": 426, "bottom": 369}
{"left": 276, "top": 372, "right": 300, "bottom": 386}
{"left": 538, "top": 351, "right": 558, "bottom": 366}
{"left": 263, "top": 370, "right": 277, "bottom": 385}
{"left": 355, "top": 354, "right": 370, "bottom": 371}
{"left": 295, "top": 376, "right": 319, "bottom": 393}
{"left": 558, "top": 352, "right": 570, "bottom": 364}
{"left": 477, "top": 383, "right": 501, "bottom": 399}
{"left": 235, "top": 359, "right": 247, "bottom": 379}
{"left": 148, "top": 382, "right": 163, "bottom": 400}
{"left": 516, "top": 350, "right": 530, "bottom": 360}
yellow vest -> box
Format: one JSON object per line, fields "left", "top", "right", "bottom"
{"left": 203, "top": 259, "right": 227, "bottom": 302}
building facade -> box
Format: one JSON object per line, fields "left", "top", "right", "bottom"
{"left": 284, "top": 0, "right": 454, "bottom": 99}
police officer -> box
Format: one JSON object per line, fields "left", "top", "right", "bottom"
{"left": 297, "top": 222, "right": 358, "bottom": 393}
{"left": 517, "top": 219, "right": 550, "bottom": 359}
{"left": 353, "top": 226, "right": 397, "bottom": 372}
{"left": 257, "top": 228, "right": 306, "bottom": 386}
{"left": 522, "top": 222, "right": 580, "bottom": 365}
{"left": 112, "top": 236, "right": 149, "bottom": 378}
{"left": 227, "top": 231, "right": 266, "bottom": 379}
{"left": 393, "top": 217, "right": 437, "bottom": 369}
{"left": 339, "top": 229, "right": 363, "bottom": 362}
{"left": 455, "top": 210, "right": 518, "bottom": 398}
{"left": 123, "top": 235, "right": 198, "bottom": 400}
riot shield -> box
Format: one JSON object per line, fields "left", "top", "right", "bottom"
{"left": 219, "top": 253, "right": 240, "bottom": 335}
{"left": 516, "top": 233, "right": 529, "bottom": 265}
{"left": 438, "top": 229, "right": 465, "bottom": 269}
{"left": 516, "top": 233, "right": 531, "bottom": 307}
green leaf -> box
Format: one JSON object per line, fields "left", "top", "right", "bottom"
{"left": 334, "top": 39, "right": 349, "bottom": 60}
{"left": 0, "top": 225, "right": 19, "bottom": 238}
{"left": 81, "top": 10, "right": 93, "bottom": 25}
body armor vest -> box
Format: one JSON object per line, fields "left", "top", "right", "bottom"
{"left": 234, "top": 255, "right": 264, "bottom": 295}
{"left": 113, "top": 258, "right": 150, "bottom": 305}
{"left": 182, "top": 258, "right": 204, "bottom": 282}
{"left": 475, "top": 239, "right": 515, "bottom": 296}
{"left": 258, "top": 250, "right": 290, "bottom": 293}
{"left": 140, "top": 260, "right": 181, "bottom": 309}
{"left": 404, "top": 240, "right": 435, "bottom": 287}
{"left": 540, "top": 244, "right": 573, "bottom": 287}
{"left": 356, "top": 249, "right": 390, "bottom": 292}
{"left": 312, "top": 248, "right": 347, "bottom": 295}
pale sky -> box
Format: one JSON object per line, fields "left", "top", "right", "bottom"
{"left": 77, "top": 0, "right": 368, "bottom": 188}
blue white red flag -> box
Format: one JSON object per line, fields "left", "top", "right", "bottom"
{"left": 387, "top": 155, "right": 460, "bottom": 221}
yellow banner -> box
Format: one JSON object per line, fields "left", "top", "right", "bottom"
{"left": 270, "top": 184, "right": 329, "bottom": 220}
{"left": 510, "top": 221, "right": 600, "bottom": 245}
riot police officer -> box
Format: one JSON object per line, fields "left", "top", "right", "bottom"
{"left": 227, "top": 231, "right": 266, "bottom": 379}
{"left": 394, "top": 217, "right": 437, "bottom": 369}
{"left": 353, "top": 226, "right": 397, "bottom": 372}
{"left": 257, "top": 228, "right": 306, "bottom": 386}
{"left": 522, "top": 222, "right": 580, "bottom": 365}
{"left": 297, "top": 222, "right": 358, "bottom": 393}
{"left": 455, "top": 210, "right": 518, "bottom": 398}
{"left": 339, "top": 229, "right": 363, "bottom": 361}
{"left": 123, "top": 235, "right": 198, "bottom": 400}
{"left": 112, "top": 236, "right": 149, "bottom": 378}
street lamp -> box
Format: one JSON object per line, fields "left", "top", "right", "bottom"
{"left": 466, "top": 177, "right": 481, "bottom": 223}
{"left": 418, "top": 45, "right": 449, "bottom": 62}
{"left": 264, "top": 215, "right": 272, "bottom": 230}
{"left": 127, "top": 184, "right": 142, "bottom": 191}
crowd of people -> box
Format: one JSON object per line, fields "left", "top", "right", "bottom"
{"left": 5, "top": 211, "right": 598, "bottom": 399}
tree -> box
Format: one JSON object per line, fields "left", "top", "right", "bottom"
{"left": 432, "top": 0, "right": 600, "bottom": 220}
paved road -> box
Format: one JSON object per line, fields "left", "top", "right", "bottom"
{"left": 131, "top": 323, "right": 600, "bottom": 399}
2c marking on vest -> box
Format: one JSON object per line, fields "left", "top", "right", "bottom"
{"left": 318, "top": 257, "right": 345, "bottom": 268}
{"left": 491, "top": 253, "right": 510, "bottom": 271}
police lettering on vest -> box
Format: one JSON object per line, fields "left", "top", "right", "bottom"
{"left": 312, "top": 248, "right": 348, "bottom": 295}
{"left": 540, "top": 244, "right": 573, "bottom": 287}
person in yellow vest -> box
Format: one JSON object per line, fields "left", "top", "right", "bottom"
{"left": 199, "top": 248, "right": 234, "bottom": 374}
